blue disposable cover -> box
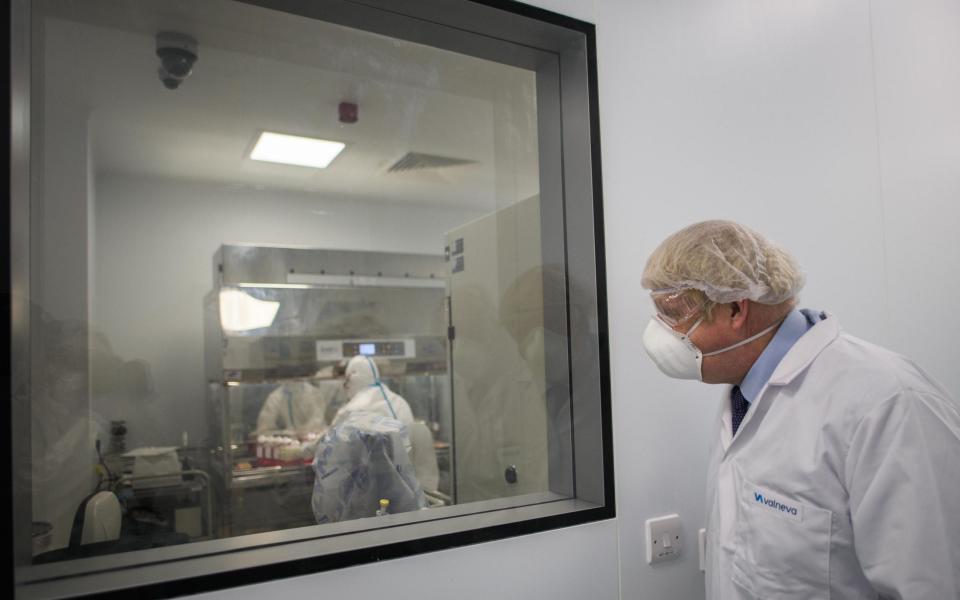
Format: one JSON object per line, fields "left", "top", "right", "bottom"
{"left": 312, "top": 411, "right": 426, "bottom": 524}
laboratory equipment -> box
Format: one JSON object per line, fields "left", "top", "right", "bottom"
{"left": 74, "top": 492, "right": 122, "bottom": 545}
{"left": 205, "top": 245, "right": 451, "bottom": 536}
{"left": 124, "top": 447, "right": 182, "bottom": 489}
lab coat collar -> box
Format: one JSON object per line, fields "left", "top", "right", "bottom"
{"left": 718, "top": 312, "right": 838, "bottom": 453}
{"left": 766, "top": 312, "right": 839, "bottom": 387}
{"left": 739, "top": 309, "right": 812, "bottom": 402}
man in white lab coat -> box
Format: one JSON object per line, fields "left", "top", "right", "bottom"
{"left": 640, "top": 220, "right": 960, "bottom": 599}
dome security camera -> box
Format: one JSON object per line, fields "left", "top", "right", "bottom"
{"left": 156, "top": 32, "right": 198, "bottom": 90}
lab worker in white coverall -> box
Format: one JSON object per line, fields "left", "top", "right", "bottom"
{"left": 332, "top": 355, "right": 415, "bottom": 426}
{"left": 330, "top": 355, "right": 438, "bottom": 492}
{"left": 256, "top": 379, "right": 343, "bottom": 436}
{"left": 640, "top": 220, "right": 960, "bottom": 599}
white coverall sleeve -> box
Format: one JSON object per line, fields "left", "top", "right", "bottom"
{"left": 297, "top": 384, "right": 332, "bottom": 433}
{"left": 844, "top": 391, "right": 960, "bottom": 600}
{"left": 256, "top": 389, "right": 284, "bottom": 433}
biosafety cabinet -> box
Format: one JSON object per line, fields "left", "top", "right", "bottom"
{"left": 206, "top": 196, "right": 565, "bottom": 535}
{"left": 204, "top": 245, "right": 452, "bottom": 536}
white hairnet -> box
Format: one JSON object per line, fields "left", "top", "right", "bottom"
{"left": 642, "top": 220, "right": 804, "bottom": 305}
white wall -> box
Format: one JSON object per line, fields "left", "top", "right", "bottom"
{"left": 197, "top": 520, "right": 620, "bottom": 600}
{"left": 870, "top": 0, "right": 960, "bottom": 388}
{"left": 90, "top": 174, "right": 483, "bottom": 449}
{"left": 185, "top": 0, "right": 960, "bottom": 598}
{"left": 600, "top": 2, "right": 880, "bottom": 598}
{"left": 598, "top": 0, "right": 960, "bottom": 598}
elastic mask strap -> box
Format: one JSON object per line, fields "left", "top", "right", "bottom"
{"left": 364, "top": 356, "right": 397, "bottom": 419}
{"left": 683, "top": 317, "right": 704, "bottom": 340}
{"left": 702, "top": 320, "right": 781, "bottom": 357}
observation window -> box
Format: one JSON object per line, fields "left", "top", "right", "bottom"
{"left": 8, "top": 0, "right": 612, "bottom": 597}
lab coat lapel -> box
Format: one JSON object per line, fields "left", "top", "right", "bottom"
{"left": 718, "top": 313, "right": 840, "bottom": 458}
{"left": 718, "top": 385, "right": 734, "bottom": 453}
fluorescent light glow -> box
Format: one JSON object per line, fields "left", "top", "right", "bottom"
{"left": 237, "top": 283, "right": 311, "bottom": 289}
{"left": 287, "top": 273, "right": 447, "bottom": 289}
{"left": 219, "top": 289, "right": 280, "bottom": 332}
{"left": 250, "top": 131, "right": 345, "bottom": 169}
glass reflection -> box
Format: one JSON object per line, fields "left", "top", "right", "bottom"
{"left": 22, "top": 0, "right": 566, "bottom": 568}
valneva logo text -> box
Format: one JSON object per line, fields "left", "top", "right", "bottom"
{"left": 754, "top": 491, "right": 799, "bottom": 517}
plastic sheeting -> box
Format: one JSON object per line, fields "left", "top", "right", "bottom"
{"left": 312, "top": 411, "right": 425, "bottom": 524}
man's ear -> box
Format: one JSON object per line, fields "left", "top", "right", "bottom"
{"left": 729, "top": 300, "right": 750, "bottom": 330}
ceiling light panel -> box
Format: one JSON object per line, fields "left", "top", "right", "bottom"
{"left": 250, "top": 131, "right": 345, "bottom": 169}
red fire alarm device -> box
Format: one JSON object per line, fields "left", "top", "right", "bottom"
{"left": 338, "top": 102, "right": 358, "bottom": 124}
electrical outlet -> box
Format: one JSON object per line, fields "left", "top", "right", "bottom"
{"left": 645, "top": 514, "right": 682, "bottom": 565}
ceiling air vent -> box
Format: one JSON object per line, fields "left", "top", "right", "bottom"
{"left": 388, "top": 152, "right": 476, "bottom": 173}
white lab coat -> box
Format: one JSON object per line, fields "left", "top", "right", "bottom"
{"left": 705, "top": 313, "right": 960, "bottom": 599}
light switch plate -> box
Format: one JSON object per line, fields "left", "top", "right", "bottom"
{"left": 645, "top": 514, "right": 681, "bottom": 565}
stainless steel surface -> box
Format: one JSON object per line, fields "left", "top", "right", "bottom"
{"left": 218, "top": 245, "right": 446, "bottom": 286}
{"left": 11, "top": 0, "right": 33, "bottom": 569}
{"left": 560, "top": 39, "right": 608, "bottom": 507}
{"left": 536, "top": 54, "right": 576, "bottom": 499}
{"left": 215, "top": 284, "right": 445, "bottom": 339}
{"left": 115, "top": 470, "right": 214, "bottom": 541}
{"left": 229, "top": 465, "right": 310, "bottom": 490}
{"left": 207, "top": 246, "right": 449, "bottom": 382}
{"left": 205, "top": 245, "right": 452, "bottom": 383}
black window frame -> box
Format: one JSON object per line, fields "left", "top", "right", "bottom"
{"left": 5, "top": 0, "right": 613, "bottom": 597}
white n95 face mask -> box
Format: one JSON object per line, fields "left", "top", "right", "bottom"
{"left": 642, "top": 317, "right": 707, "bottom": 380}
{"left": 642, "top": 315, "right": 781, "bottom": 381}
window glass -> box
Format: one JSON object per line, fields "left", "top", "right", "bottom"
{"left": 21, "top": 0, "right": 572, "bottom": 567}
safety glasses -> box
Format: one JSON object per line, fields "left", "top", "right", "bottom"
{"left": 649, "top": 287, "right": 705, "bottom": 327}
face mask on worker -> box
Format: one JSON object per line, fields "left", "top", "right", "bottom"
{"left": 642, "top": 314, "right": 780, "bottom": 381}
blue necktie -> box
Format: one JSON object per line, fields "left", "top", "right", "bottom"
{"left": 731, "top": 385, "right": 750, "bottom": 436}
